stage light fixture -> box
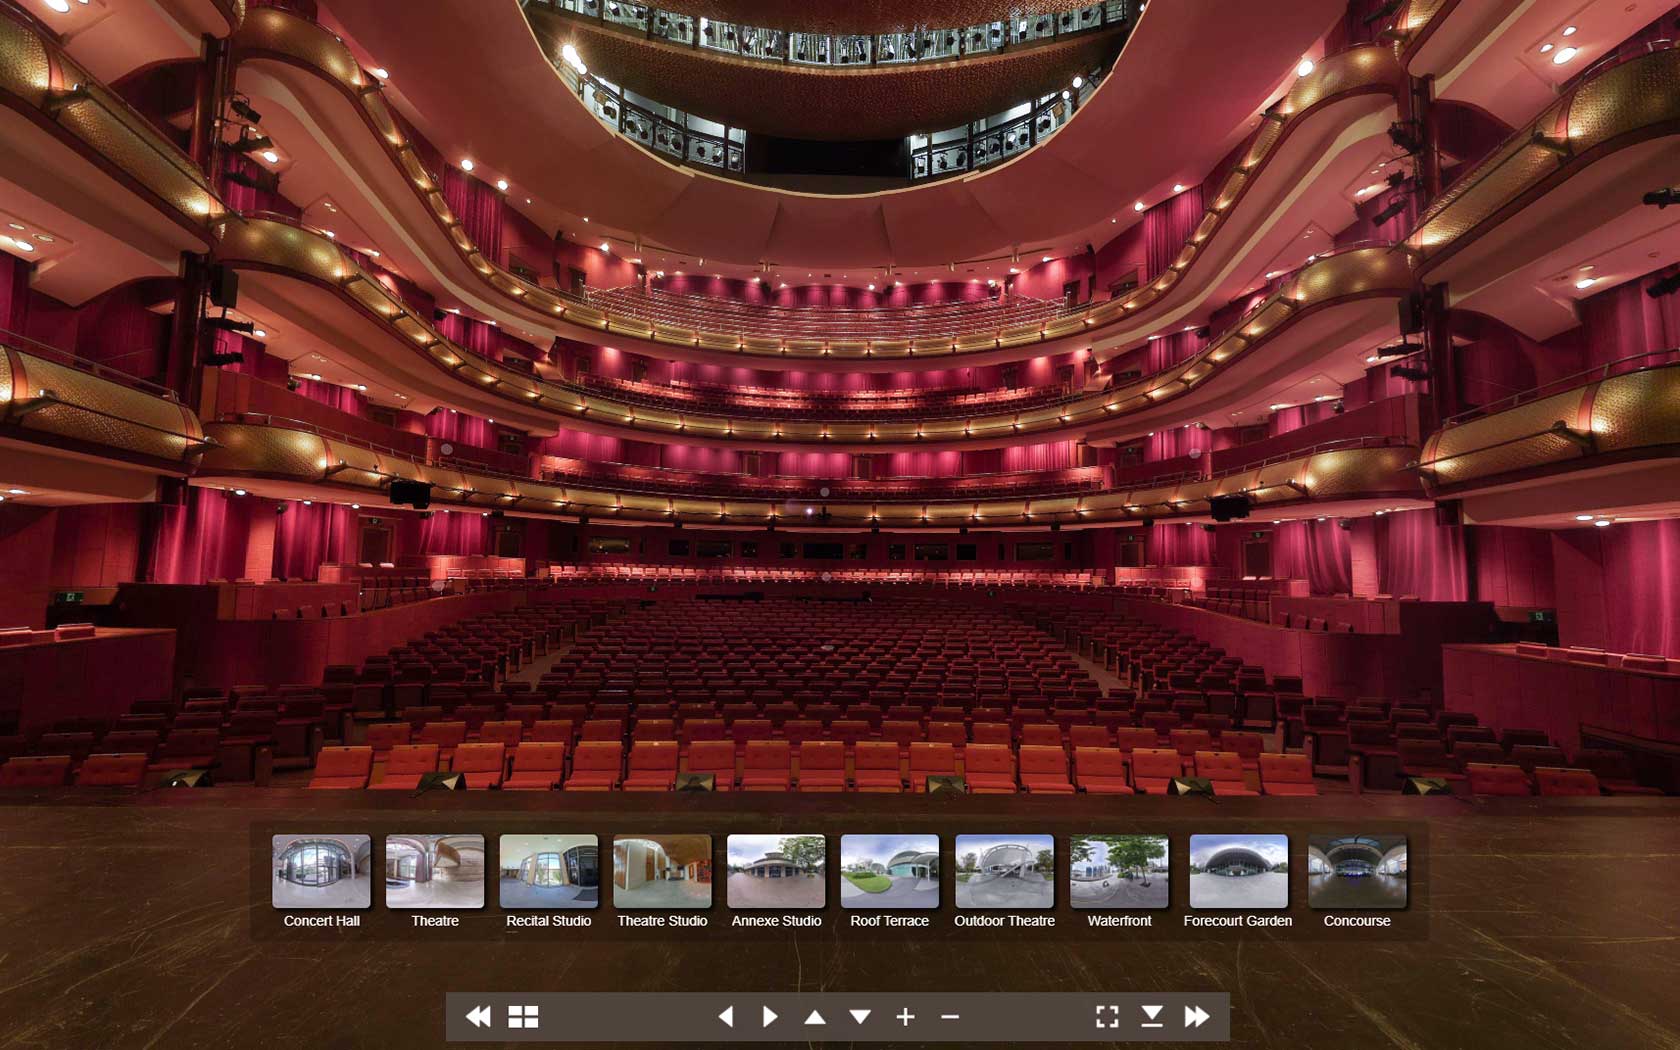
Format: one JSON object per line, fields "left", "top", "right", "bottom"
{"left": 1643, "top": 188, "right": 1679, "bottom": 208}
{"left": 1648, "top": 272, "right": 1680, "bottom": 299}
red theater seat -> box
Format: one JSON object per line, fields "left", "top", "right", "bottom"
{"left": 451, "top": 742, "right": 507, "bottom": 789}
{"left": 415, "top": 721, "right": 467, "bottom": 764}
{"left": 1572, "top": 749, "right": 1662, "bottom": 796}
{"left": 684, "top": 739, "right": 737, "bottom": 790}
{"left": 1018, "top": 745, "right": 1076, "bottom": 794}
{"left": 1195, "top": 751, "right": 1258, "bottom": 796}
{"left": 741, "top": 740, "right": 793, "bottom": 791}
{"left": 370, "top": 744, "right": 440, "bottom": 790}
{"left": 962, "top": 743, "right": 1018, "bottom": 793}
{"left": 148, "top": 729, "right": 220, "bottom": 773}
{"left": 623, "top": 740, "right": 679, "bottom": 791}
{"left": 1467, "top": 763, "right": 1533, "bottom": 796}
{"left": 365, "top": 722, "right": 411, "bottom": 761}
{"left": 796, "top": 740, "right": 846, "bottom": 791}
{"left": 1073, "top": 746, "right": 1134, "bottom": 794}
{"left": 74, "top": 753, "right": 148, "bottom": 788}
{"left": 1128, "top": 748, "right": 1182, "bottom": 794}
{"left": 307, "top": 746, "right": 373, "bottom": 789}
{"left": 1258, "top": 753, "right": 1318, "bottom": 796}
{"left": 564, "top": 741, "right": 625, "bottom": 791}
{"left": 907, "top": 741, "right": 958, "bottom": 791}
{"left": 1534, "top": 767, "right": 1601, "bottom": 797}
{"left": 504, "top": 742, "right": 568, "bottom": 790}
{"left": 853, "top": 741, "right": 903, "bottom": 792}
{"left": 477, "top": 721, "right": 523, "bottom": 749}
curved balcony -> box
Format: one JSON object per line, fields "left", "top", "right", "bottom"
{"left": 538, "top": 458, "right": 1109, "bottom": 502}
{"left": 230, "top": 7, "right": 1405, "bottom": 366}
{"left": 195, "top": 417, "right": 1425, "bottom": 530}
{"left": 1, "top": 336, "right": 209, "bottom": 473}
{"left": 0, "top": 4, "right": 227, "bottom": 246}
{"left": 1408, "top": 43, "right": 1680, "bottom": 277}
{"left": 577, "top": 374, "right": 1071, "bottom": 421}
{"left": 1418, "top": 353, "right": 1680, "bottom": 495}
{"left": 216, "top": 217, "right": 1412, "bottom": 449}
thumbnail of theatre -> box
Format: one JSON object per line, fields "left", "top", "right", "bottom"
{"left": 385, "top": 834, "right": 486, "bottom": 909}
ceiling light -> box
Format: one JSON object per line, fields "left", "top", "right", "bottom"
{"left": 1173, "top": 183, "right": 1185, "bottom": 192}
{"left": 599, "top": 242, "right": 610, "bottom": 252}
{"left": 351, "top": 503, "right": 360, "bottom": 509}
{"left": 370, "top": 67, "right": 389, "bottom": 79}
{"left": 367, "top": 249, "right": 380, "bottom": 257}
{"left": 8, "top": 238, "right": 33, "bottom": 252}
{"left": 233, "top": 488, "right": 247, "bottom": 496}
{"left": 1314, "top": 394, "right": 1335, "bottom": 401}
{"left": 1539, "top": 42, "right": 1554, "bottom": 53}
{"left": 6, "top": 488, "right": 25, "bottom": 495}
{"left": 1041, "top": 255, "right": 1052, "bottom": 263}
{"left": 1269, "top": 403, "right": 1290, "bottom": 411}
{"left": 1296, "top": 58, "right": 1315, "bottom": 77}
{"left": 1593, "top": 518, "right": 1612, "bottom": 527}
{"left": 496, "top": 179, "right": 509, "bottom": 191}
{"left": 1575, "top": 514, "right": 1595, "bottom": 521}
{"left": 1072, "top": 75, "right": 1084, "bottom": 89}
{"left": 5, "top": 223, "right": 22, "bottom": 230}
{"left": 252, "top": 329, "right": 267, "bottom": 338}
{"left": 322, "top": 230, "right": 335, "bottom": 238}
{"left": 1575, "top": 278, "right": 1597, "bottom": 290}
{"left": 45, "top": 0, "right": 69, "bottom": 11}
{"left": 582, "top": 216, "right": 589, "bottom": 222}
{"left": 260, "top": 150, "right": 279, "bottom": 164}
{"left": 561, "top": 42, "right": 587, "bottom": 74}
{"left": 1552, "top": 46, "right": 1578, "bottom": 64}
{"left": 1133, "top": 201, "right": 1145, "bottom": 211}
{"left": 1561, "top": 25, "right": 1576, "bottom": 36}
{"left": 302, "top": 500, "right": 312, "bottom": 506}
{"left": 460, "top": 158, "right": 474, "bottom": 171}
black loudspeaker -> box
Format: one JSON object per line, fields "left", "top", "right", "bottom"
{"left": 926, "top": 775, "right": 968, "bottom": 795}
{"left": 1398, "top": 291, "right": 1424, "bottom": 334}
{"left": 160, "top": 769, "right": 213, "bottom": 788}
{"left": 1140, "top": 518, "right": 1155, "bottom": 528}
{"left": 209, "top": 265, "right": 240, "bottom": 309}
{"left": 1201, "top": 524, "right": 1216, "bottom": 534}
{"left": 1402, "top": 776, "right": 1454, "bottom": 796}
{"left": 1168, "top": 776, "right": 1215, "bottom": 797}
{"left": 1209, "top": 494, "right": 1252, "bottom": 522}
{"left": 1435, "top": 500, "right": 1462, "bottom": 527}
{"left": 389, "top": 479, "right": 432, "bottom": 509}
{"left": 675, "top": 773, "right": 715, "bottom": 792}
{"left": 1336, "top": 519, "right": 1354, "bottom": 531}
{"left": 415, "top": 771, "right": 464, "bottom": 792}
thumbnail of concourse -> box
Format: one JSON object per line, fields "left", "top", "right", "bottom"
{"left": 1189, "top": 834, "right": 1290, "bottom": 909}
{"left": 499, "top": 835, "right": 600, "bottom": 909}
{"left": 1069, "top": 834, "right": 1169, "bottom": 909}
{"left": 726, "top": 834, "right": 826, "bottom": 909}
{"left": 1307, "top": 834, "right": 1409, "bottom": 909}
{"left": 954, "top": 835, "right": 1055, "bottom": 908}
{"left": 612, "top": 835, "right": 713, "bottom": 908}
{"left": 840, "top": 834, "right": 940, "bottom": 909}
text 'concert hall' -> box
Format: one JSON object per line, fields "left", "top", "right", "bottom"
{"left": 2, "top": 0, "right": 1678, "bottom": 1046}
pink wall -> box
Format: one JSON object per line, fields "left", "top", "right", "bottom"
{"left": 1553, "top": 520, "right": 1680, "bottom": 658}
{"left": 0, "top": 505, "right": 61, "bottom": 629}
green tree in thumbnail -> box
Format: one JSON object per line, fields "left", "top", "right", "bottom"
{"left": 778, "top": 836, "right": 826, "bottom": 874}
{"left": 960, "top": 852, "right": 979, "bottom": 874}
{"left": 1035, "top": 849, "right": 1054, "bottom": 874}
{"left": 1071, "top": 835, "right": 1166, "bottom": 875}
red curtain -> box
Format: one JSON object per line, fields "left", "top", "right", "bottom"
{"left": 1471, "top": 525, "right": 1556, "bottom": 608}
{"left": 1377, "top": 509, "right": 1467, "bottom": 600}
{"left": 70, "top": 279, "right": 175, "bottom": 381}
{"left": 413, "top": 510, "right": 489, "bottom": 557}
{"left": 1554, "top": 520, "right": 1680, "bottom": 658}
{"left": 1151, "top": 523, "right": 1216, "bottom": 566}
{"left": 152, "top": 488, "right": 256, "bottom": 583}
{"left": 1145, "top": 329, "right": 1204, "bottom": 375}
{"left": 1272, "top": 520, "right": 1351, "bottom": 595}
{"left": 426, "top": 408, "right": 495, "bottom": 449}
{"left": 1577, "top": 262, "right": 1680, "bottom": 369}
{"left": 1000, "top": 441, "right": 1074, "bottom": 473}
{"left": 295, "top": 378, "right": 369, "bottom": 417}
{"left": 1144, "top": 425, "right": 1209, "bottom": 464}
{"left": 273, "top": 501, "right": 357, "bottom": 580}
{"left": 441, "top": 167, "right": 502, "bottom": 264}
{"left": 1144, "top": 186, "right": 1206, "bottom": 280}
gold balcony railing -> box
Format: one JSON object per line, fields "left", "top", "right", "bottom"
{"left": 199, "top": 417, "right": 1423, "bottom": 529}
{"left": 232, "top": 8, "right": 1408, "bottom": 360}
{"left": 217, "top": 216, "right": 1414, "bottom": 447}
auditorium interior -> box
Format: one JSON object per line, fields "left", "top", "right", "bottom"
{"left": 0, "top": 0, "right": 1677, "bottom": 1046}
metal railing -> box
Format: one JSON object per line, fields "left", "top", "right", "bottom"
{"left": 1440, "top": 347, "right": 1680, "bottom": 427}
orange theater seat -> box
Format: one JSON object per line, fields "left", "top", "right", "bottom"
{"left": 907, "top": 741, "right": 957, "bottom": 791}
{"left": 1534, "top": 766, "right": 1600, "bottom": 797}
{"left": 740, "top": 740, "right": 793, "bottom": 791}
{"left": 307, "top": 746, "right": 373, "bottom": 789}
{"left": 1073, "top": 747, "right": 1135, "bottom": 795}
{"left": 683, "top": 739, "right": 737, "bottom": 790}
{"left": 451, "top": 742, "right": 507, "bottom": 789}
{"left": 364, "top": 722, "right": 412, "bottom": 761}
{"left": 1467, "top": 762, "right": 1534, "bottom": 797}
{"left": 1195, "top": 751, "right": 1259, "bottom": 796}
{"left": 415, "top": 721, "right": 467, "bottom": 764}
{"left": 1128, "top": 748, "right": 1182, "bottom": 794}
{"left": 962, "top": 743, "right": 1018, "bottom": 793}
{"left": 852, "top": 741, "right": 903, "bottom": 792}
{"left": 477, "top": 721, "right": 523, "bottom": 749}
{"left": 1018, "top": 745, "right": 1076, "bottom": 794}
{"left": 564, "top": 741, "right": 625, "bottom": 791}
{"left": 0, "top": 755, "right": 73, "bottom": 788}
{"left": 623, "top": 740, "right": 680, "bottom": 791}
{"left": 1258, "top": 753, "right": 1318, "bottom": 796}
{"left": 370, "top": 744, "right": 440, "bottom": 790}
{"left": 74, "top": 753, "right": 149, "bottom": 788}
{"left": 797, "top": 740, "right": 847, "bottom": 792}
{"left": 503, "top": 742, "right": 568, "bottom": 790}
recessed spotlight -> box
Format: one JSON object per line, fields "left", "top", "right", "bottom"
{"left": 496, "top": 179, "right": 509, "bottom": 191}
{"left": 1575, "top": 514, "right": 1595, "bottom": 521}
{"left": 370, "top": 67, "right": 389, "bottom": 80}
{"left": 322, "top": 230, "right": 335, "bottom": 238}
{"left": 582, "top": 216, "right": 589, "bottom": 222}
{"left": 460, "top": 158, "right": 474, "bottom": 171}
{"left": 1133, "top": 201, "right": 1145, "bottom": 211}
{"left": 45, "top": 0, "right": 69, "bottom": 11}
{"left": 6, "top": 488, "right": 25, "bottom": 495}
{"left": 1072, "top": 75, "right": 1084, "bottom": 89}
{"left": 1593, "top": 518, "right": 1612, "bottom": 527}
{"left": 1575, "top": 278, "right": 1597, "bottom": 290}
{"left": 351, "top": 503, "right": 360, "bottom": 509}
{"left": 302, "top": 500, "right": 312, "bottom": 506}
{"left": 9, "top": 239, "right": 34, "bottom": 253}
{"left": 1552, "top": 46, "right": 1578, "bottom": 64}
{"left": 1173, "top": 183, "right": 1185, "bottom": 192}
{"left": 1296, "top": 58, "right": 1315, "bottom": 77}
{"left": 367, "top": 249, "right": 380, "bottom": 258}
{"left": 599, "top": 242, "right": 610, "bottom": 252}
{"left": 233, "top": 488, "right": 247, "bottom": 496}
{"left": 1539, "top": 42, "right": 1554, "bottom": 53}
{"left": 252, "top": 329, "right": 267, "bottom": 338}
{"left": 5, "top": 223, "right": 23, "bottom": 231}
{"left": 260, "top": 149, "right": 279, "bottom": 164}
{"left": 1561, "top": 25, "right": 1577, "bottom": 36}
{"left": 1041, "top": 255, "right": 1052, "bottom": 263}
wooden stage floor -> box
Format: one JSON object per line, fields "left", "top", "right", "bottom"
{"left": 0, "top": 789, "right": 1675, "bottom": 1049}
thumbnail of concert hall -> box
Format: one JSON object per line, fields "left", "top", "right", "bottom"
{"left": 0, "top": 0, "right": 1677, "bottom": 1045}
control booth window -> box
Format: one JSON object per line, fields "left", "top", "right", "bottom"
{"left": 588, "top": 537, "right": 631, "bottom": 555}
{"left": 956, "top": 543, "right": 978, "bottom": 561}
{"left": 667, "top": 539, "right": 691, "bottom": 557}
{"left": 696, "top": 540, "right": 732, "bottom": 558}
{"left": 739, "top": 541, "right": 758, "bottom": 558}
{"left": 779, "top": 542, "right": 799, "bottom": 559}
{"left": 915, "top": 543, "right": 950, "bottom": 561}
{"left": 1016, "top": 541, "right": 1056, "bottom": 561}
{"left": 847, "top": 543, "right": 868, "bottom": 560}
{"left": 887, "top": 544, "right": 906, "bottom": 561}
{"left": 803, "top": 542, "right": 844, "bottom": 560}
